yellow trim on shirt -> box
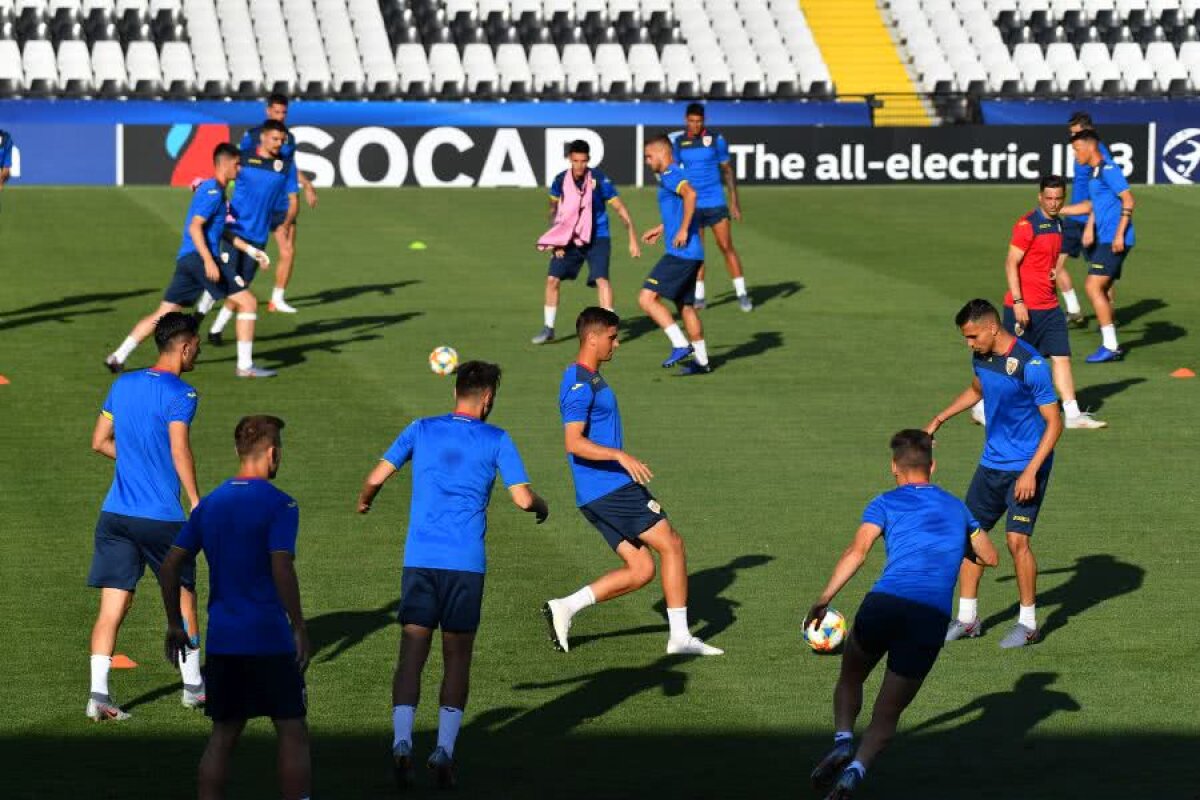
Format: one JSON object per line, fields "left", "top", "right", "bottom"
{"left": 969, "top": 528, "right": 984, "bottom": 538}
{"left": 674, "top": 179, "right": 689, "bottom": 195}
{"left": 102, "top": 410, "right": 113, "bottom": 420}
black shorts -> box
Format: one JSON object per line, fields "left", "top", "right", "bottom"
{"left": 965, "top": 461, "right": 1053, "bottom": 536}
{"left": 695, "top": 205, "right": 730, "bottom": 228}
{"left": 87, "top": 511, "right": 195, "bottom": 591}
{"left": 548, "top": 237, "right": 611, "bottom": 286}
{"left": 579, "top": 482, "right": 667, "bottom": 551}
{"left": 269, "top": 209, "right": 289, "bottom": 231}
{"left": 852, "top": 592, "right": 949, "bottom": 680}
{"left": 1085, "top": 244, "right": 1130, "bottom": 281}
{"left": 1061, "top": 217, "right": 1085, "bottom": 258}
{"left": 399, "top": 567, "right": 485, "bottom": 633}
{"left": 643, "top": 255, "right": 702, "bottom": 306}
{"left": 204, "top": 653, "right": 307, "bottom": 722}
{"left": 219, "top": 238, "right": 261, "bottom": 288}
{"left": 1003, "top": 305, "right": 1070, "bottom": 357}
{"left": 163, "top": 253, "right": 238, "bottom": 306}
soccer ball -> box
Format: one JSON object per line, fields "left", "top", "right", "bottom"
{"left": 429, "top": 346, "right": 459, "bottom": 376}
{"left": 804, "top": 609, "right": 846, "bottom": 653}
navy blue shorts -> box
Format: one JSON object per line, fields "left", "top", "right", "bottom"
{"left": 852, "top": 592, "right": 949, "bottom": 681}
{"left": 579, "top": 482, "right": 667, "bottom": 551}
{"left": 204, "top": 653, "right": 307, "bottom": 722}
{"left": 163, "top": 253, "right": 238, "bottom": 306}
{"left": 1061, "top": 218, "right": 1085, "bottom": 258}
{"left": 965, "top": 462, "right": 1053, "bottom": 536}
{"left": 644, "top": 254, "right": 702, "bottom": 306}
{"left": 695, "top": 205, "right": 730, "bottom": 228}
{"left": 399, "top": 567, "right": 485, "bottom": 633}
{"left": 1086, "top": 244, "right": 1130, "bottom": 281}
{"left": 548, "top": 237, "right": 611, "bottom": 286}
{"left": 87, "top": 511, "right": 195, "bottom": 591}
{"left": 1003, "top": 305, "right": 1070, "bottom": 357}
{"left": 219, "top": 238, "right": 260, "bottom": 288}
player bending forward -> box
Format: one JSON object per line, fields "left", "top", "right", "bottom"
{"left": 357, "top": 361, "right": 548, "bottom": 790}
{"left": 543, "top": 307, "right": 723, "bottom": 656}
{"left": 160, "top": 415, "right": 311, "bottom": 800}
{"left": 806, "top": 430, "right": 998, "bottom": 800}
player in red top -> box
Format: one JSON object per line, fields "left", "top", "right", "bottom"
{"left": 988, "top": 175, "right": 1105, "bottom": 429}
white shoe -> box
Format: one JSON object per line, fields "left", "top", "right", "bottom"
{"left": 666, "top": 636, "right": 724, "bottom": 656}
{"left": 268, "top": 299, "right": 298, "bottom": 313}
{"left": 86, "top": 694, "right": 131, "bottom": 721}
{"left": 1066, "top": 412, "right": 1107, "bottom": 429}
{"left": 542, "top": 600, "right": 572, "bottom": 653}
{"left": 181, "top": 684, "right": 206, "bottom": 709}
{"left": 970, "top": 404, "right": 986, "bottom": 426}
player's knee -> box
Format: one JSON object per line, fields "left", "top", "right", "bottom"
{"left": 637, "top": 289, "right": 657, "bottom": 312}
{"left": 629, "top": 553, "right": 656, "bottom": 587}
{"left": 1006, "top": 533, "right": 1031, "bottom": 556}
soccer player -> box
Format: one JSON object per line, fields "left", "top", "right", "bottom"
{"left": 87, "top": 312, "right": 206, "bottom": 721}
{"left": 543, "top": 307, "right": 723, "bottom": 656}
{"left": 356, "top": 361, "right": 548, "bottom": 789}
{"left": 670, "top": 102, "right": 751, "bottom": 312}
{"left": 160, "top": 415, "right": 311, "bottom": 800}
{"left": 0, "top": 127, "right": 13, "bottom": 205}
{"left": 531, "top": 139, "right": 641, "bottom": 344}
{"left": 1003, "top": 175, "right": 1105, "bottom": 429}
{"left": 238, "top": 93, "right": 318, "bottom": 314}
{"left": 806, "top": 430, "right": 998, "bottom": 800}
{"left": 640, "top": 134, "right": 712, "bottom": 376}
{"left": 926, "top": 299, "right": 1063, "bottom": 648}
{"left": 1060, "top": 129, "right": 1136, "bottom": 363}
{"left": 207, "top": 119, "right": 295, "bottom": 378}
{"left": 1058, "top": 111, "right": 1114, "bottom": 327}
{"left": 105, "top": 144, "right": 271, "bottom": 374}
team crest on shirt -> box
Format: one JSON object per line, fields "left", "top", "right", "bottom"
{"left": 273, "top": 159, "right": 283, "bottom": 172}
{"left": 1006, "top": 357, "right": 1019, "bottom": 375}
{"left": 702, "top": 135, "right": 713, "bottom": 147}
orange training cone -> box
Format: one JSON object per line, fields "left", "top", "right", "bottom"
{"left": 0, "top": 375, "right": 9, "bottom": 384}
{"left": 1171, "top": 368, "right": 1196, "bottom": 378}
{"left": 111, "top": 654, "right": 138, "bottom": 669}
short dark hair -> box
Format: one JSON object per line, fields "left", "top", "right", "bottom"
{"left": 455, "top": 361, "right": 501, "bottom": 399}
{"left": 566, "top": 139, "right": 590, "bottom": 156}
{"left": 685, "top": 102, "right": 705, "bottom": 117}
{"left": 955, "top": 298, "right": 1000, "bottom": 327}
{"left": 213, "top": 142, "right": 239, "bottom": 163}
{"left": 576, "top": 306, "right": 620, "bottom": 339}
{"left": 1070, "top": 129, "right": 1100, "bottom": 144}
{"left": 154, "top": 312, "right": 198, "bottom": 352}
{"left": 1067, "top": 111, "right": 1093, "bottom": 128}
{"left": 1039, "top": 174, "right": 1066, "bottom": 191}
{"left": 261, "top": 119, "right": 288, "bottom": 135}
{"left": 235, "top": 415, "right": 285, "bottom": 458}
{"left": 267, "top": 92, "right": 289, "bottom": 107}
{"left": 890, "top": 429, "right": 934, "bottom": 471}
{"left": 644, "top": 132, "right": 672, "bottom": 149}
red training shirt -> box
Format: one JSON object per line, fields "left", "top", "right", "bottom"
{"left": 1003, "top": 208, "right": 1062, "bottom": 311}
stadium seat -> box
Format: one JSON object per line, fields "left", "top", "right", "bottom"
{"left": 90, "top": 37, "right": 125, "bottom": 93}
{"left": 56, "top": 37, "right": 91, "bottom": 94}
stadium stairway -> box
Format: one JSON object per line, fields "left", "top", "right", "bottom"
{"left": 800, "top": 0, "right": 931, "bottom": 125}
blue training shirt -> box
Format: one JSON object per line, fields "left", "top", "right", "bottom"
{"left": 241, "top": 128, "right": 299, "bottom": 212}
{"left": 863, "top": 483, "right": 983, "bottom": 616}
{"left": 973, "top": 338, "right": 1057, "bottom": 471}
{"left": 559, "top": 363, "right": 632, "bottom": 506}
{"left": 656, "top": 165, "right": 704, "bottom": 260}
{"left": 174, "top": 479, "right": 299, "bottom": 655}
{"left": 549, "top": 168, "right": 619, "bottom": 239}
{"left": 382, "top": 413, "right": 530, "bottom": 574}
{"left": 670, "top": 129, "right": 730, "bottom": 208}
{"left": 1069, "top": 141, "right": 1112, "bottom": 223}
{"left": 100, "top": 370, "right": 198, "bottom": 522}
{"left": 227, "top": 151, "right": 292, "bottom": 246}
{"left": 177, "top": 178, "right": 228, "bottom": 260}
{"left": 1088, "top": 159, "right": 1135, "bottom": 247}
{"left": 0, "top": 129, "right": 12, "bottom": 169}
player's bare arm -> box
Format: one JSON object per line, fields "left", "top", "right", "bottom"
{"left": 271, "top": 551, "right": 310, "bottom": 672}
{"left": 91, "top": 413, "right": 117, "bottom": 460}
{"left": 356, "top": 460, "right": 398, "bottom": 513}
{"left": 641, "top": 223, "right": 664, "bottom": 244}
{"left": 1014, "top": 403, "right": 1063, "bottom": 503}
{"left": 608, "top": 197, "right": 641, "bottom": 258}
{"left": 969, "top": 528, "right": 1000, "bottom": 567}
{"left": 0, "top": 166, "right": 9, "bottom": 190}
{"left": 721, "top": 162, "right": 741, "bottom": 221}
{"left": 168, "top": 420, "right": 201, "bottom": 510}
{"left": 925, "top": 377, "right": 985, "bottom": 435}
{"left": 159, "top": 545, "right": 191, "bottom": 664}
{"left": 1005, "top": 244, "right": 1030, "bottom": 327}
{"left": 674, "top": 182, "right": 697, "bottom": 249}
{"left": 805, "top": 522, "right": 883, "bottom": 628}
{"left": 509, "top": 484, "right": 549, "bottom": 523}
{"left": 298, "top": 172, "right": 318, "bottom": 208}
{"left": 284, "top": 193, "right": 299, "bottom": 226}
{"left": 231, "top": 235, "right": 271, "bottom": 268}
{"left": 564, "top": 421, "right": 653, "bottom": 484}
{"left": 1112, "top": 190, "right": 1134, "bottom": 253}
{"left": 189, "top": 215, "right": 221, "bottom": 282}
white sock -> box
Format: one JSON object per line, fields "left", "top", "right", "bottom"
{"left": 1019, "top": 604, "right": 1037, "bottom": 629}
{"left": 437, "top": 706, "right": 463, "bottom": 757}
{"left": 1101, "top": 324, "right": 1119, "bottom": 350}
{"left": 90, "top": 654, "right": 112, "bottom": 697}
{"left": 112, "top": 336, "right": 139, "bottom": 364}
{"left": 972, "top": 399, "right": 985, "bottom": 417}
{"left": 562, "top": 585, "right": 595, "bottom": 616}
{"left": 196, "top": 291, "right": 215, "bottom": 315}
{"left": 957, "top": 597, "right": 978, "bottom": 624}
{"left": 1063, "top": 399, "right": 1081, "bottom": 419}
{"left": 848, "top": 760, "right": 866, "bottom": 777}
{"left": 236, "top": 340, "right": 254, "bottom": 371}
{"left": 392, "top": 704, "right": 415, "bottom": 750}
{"left": 543, "top": 305, "right": 557, "bottom": 329}
{"left": 663, "top": 323, "right": 688, "bottom": 348}
{"left": 732, "top": 276, "right": 747, "bottom": 296}
{"left": 210, "top": 306, "right": 234, "bottom": 334}
{"left": 178, "top": 645, "right": 203, "bottom": 688}
{"left": 694, "top": 280, "right": 706, "bottom": 301}
{"left": 271, "top": 287, "right": 286, "bottom": 304}
{"left": 834, "top": 731, "right": 853, "bottom": 744}
{"left": 1062, "top": 288, "right": 1081, "bottom": 315}
{"left": 691, "top": 339, "right": 709, "bottom": 366}
{"left": 666, "top": 606, "right": 690, "bottom": 641}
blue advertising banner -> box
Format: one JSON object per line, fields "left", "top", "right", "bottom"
{"left": 1, "top": 123, "right": 116, "bottom": 185}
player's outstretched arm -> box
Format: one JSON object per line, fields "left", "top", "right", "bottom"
{"left": 1059, "top": 199, "right": 1092, "bottom": 217}
{"left": 509, "top": 484, "right": 549, "bottom": 524}
{"left": 609, "top": 197, "right": 641, "bottom": 258}
{"left": 168, "top": 421, "right": 201, "bottom": 510}
{"left": 564, "top": 422, "right": 653, "bottom": 484}
{"left": 271, "top": 552, "right": 310, "bottom": 672}
{"left": 641, "top": 223, "right": 664, "bottom": 245}
{"left": 805, "top": 523, "right": 883, "bottom": 628}
{"left": 925, "top": 378, "right": 984, "bottom": 435}
{"left": 357, "top": 460, "right": 397, "bottom": 513}
{"left": 160, "top": 545, "right": 191, "bottom": 664}
{"left": 91, "top": 413, "right": 117, "bottom": 460}
{"left": 969, "top": 529, "right": 1000, "bottom": 567}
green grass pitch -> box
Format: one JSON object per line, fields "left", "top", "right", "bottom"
{"left": 0, "top": 185, "right": 1197, "bottom": 798}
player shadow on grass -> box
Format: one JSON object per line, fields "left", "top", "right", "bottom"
{"left": 704, "top": 280, "right": 804, "bottom": 311}
{"left": 1113, "top": 297, "right": 1167, "bottom": 328}
{"left": 0, "top": 288, "right": 156, "bottom": 317}
{"left": 286, "top": 281, "right": 420, "bottom": 309}
{"left": 0, "top": 307, "right": 116, "bottom": 332}
{"left": 122, "top": 680, "right": 184, "bottom": 713}
{"left": 569, "top": 555, "right": 774, "bottom": 650}
{"left": 307, "top": 597, "right": 400, "bottom": 664}
{"left": 981, "top": 554, "right": 1144, "bottom": 638}
{"left": 201, "top": 314, "right": 422, "bottom": 369}
{"left": 1123, "top": 320, "right": 1187, "bottom": 352}
{"left": 907, "top": 672, "right": 1080, "bottom": 744}
{"left": 710, "top": 331, "right": 784, "bottom": 368}
{"left": 1075, "top": 378, "right": 1147, "bottom": 412}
